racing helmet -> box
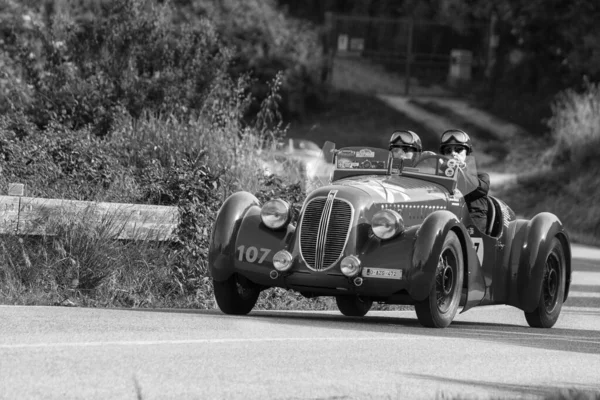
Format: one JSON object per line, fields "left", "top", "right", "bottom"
{"left": 439, "top": 129, "right": 473, "bottom": 155}
{"left": 389, "top": 130, "right": 423, "bottom": 153}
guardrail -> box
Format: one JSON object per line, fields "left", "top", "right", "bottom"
{"left": 0, "top": 184, "right": 179, "bottom": 241}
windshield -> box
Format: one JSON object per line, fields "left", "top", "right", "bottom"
{"left": 306, "top": 143, "right": 480, "bottom": 196}
{"left": 335, "top": 147, "right": 390, "bottom": 171}
{"left": 410, "top": 153, "right": 479, "bottom": 195}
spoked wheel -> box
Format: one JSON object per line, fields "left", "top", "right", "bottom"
{"left": 525, "top": 237, "right": 566, "bottom": 328}
{"left": 415, "top": 231, "right": 464, "bottom": 328}
{"left": 335, "top": 295, "right": 373, "bottom": 317}
{"left": 213, "top": 274, "right": 260, "bottom": 315}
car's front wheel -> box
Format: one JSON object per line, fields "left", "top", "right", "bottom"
{"left": 415, "top": 231, "right": 464, "bottom": 328}
{"left": 524, "top": 237, "right": 566, "bottom": 328}
{"left": 335, "top": 295, "right": 373, "bottom": 317}
{"left": 213, "top": 274, "right": 260, "bottom": 315}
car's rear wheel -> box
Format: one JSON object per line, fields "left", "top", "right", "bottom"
{"left": 524, "top": 237, "right": 566, "bottom": 328}
{"left": 213, "top": 274, "right": 260, "bottom": 315}
{"left": 415, "top": 231, "right": 464, "bottom": 328}
{"left": 335, "top": 295, "right": 373, "bottom": 317}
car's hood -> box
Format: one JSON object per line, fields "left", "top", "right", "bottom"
{"left": 328, "top": 175, "right": 448, "bottom": 204}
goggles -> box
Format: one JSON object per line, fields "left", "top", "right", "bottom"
{"left": 440, "top": 130, "right": 469, "bottom": 145}
{"left": 391, "top": 147, "right": 414, "bottom": 153}
{"left": 390, "top": 131, "right": 416, "bottom": 146}
{"left": 442, "top": 145, "right": 467, "bottom": 155}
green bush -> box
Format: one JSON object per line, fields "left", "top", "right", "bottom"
{"left": 176, "top": 0, "right": 327, "bottom": 119}
{"left": 546, "top": 80, "right": 600, "bottom": 167}
{"left": 498, "top": 80, "right": 600, "bottom": 245}
{"left": 0, "top": 0, "right": 329, "bottom": 309}
{"left": 0, "top": 115, "right": 137, "bottom": 201}
{"left": 0, "top": 68, "right": 312, "bottom": 308}
{"left": 4, "top": 0, "right": 230, "bottom": 133}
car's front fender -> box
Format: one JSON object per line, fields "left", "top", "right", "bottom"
{"left": 208, "top": 191, "right": 260, "bottom": 282}
{"left": 409, "top": 210, "right": 485, "bottom": 306}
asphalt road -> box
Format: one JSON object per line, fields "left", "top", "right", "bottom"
{"left": 1, "top": 245, "right": 599, "bottom": 400}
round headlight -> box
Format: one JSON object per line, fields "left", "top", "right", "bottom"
{"left": 260, "top": 199, "right": 291, "bottom": 230}
{"left": 371, "top": 209, "right": 404, "bottom": 240}
{"left": 273, "top": 250, "right": 293, "bottom": 271}
{"left": 340, "top": 255, "right": 361, "bottom": 277}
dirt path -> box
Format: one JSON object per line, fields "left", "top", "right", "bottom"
{"left": 330, "top": 56, "right": 545, "bottom": 194}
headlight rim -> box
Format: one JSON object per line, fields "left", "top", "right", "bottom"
{"left": 273, "top": 250, "right": 293, "bottom": 271}
{"left": 340, "top": 255, "right": 362, "bottom": 277}
{"left": 260, "top": 199, "right": 292, "bottom": 230}
{"left": 371, "top": 209, "right": 405, "bottom": 240}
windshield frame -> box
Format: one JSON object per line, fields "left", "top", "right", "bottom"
{"left": 402, "top": 153, "right": 479, "bottom": 195}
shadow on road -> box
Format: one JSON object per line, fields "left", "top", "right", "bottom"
{"left": 126, "top": 306, "right": 600, "bottom": 356}
{"left": 244, "top": 310, "right": 600, "bottom": 356}
{"left": 404, "top": 372, "right": 600, "bottom": 399}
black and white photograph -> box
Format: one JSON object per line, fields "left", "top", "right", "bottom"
{"left": 1, "top": 1, "right": 600, "bottom": 399}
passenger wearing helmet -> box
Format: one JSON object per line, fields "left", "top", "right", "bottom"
{"left": 389, "top": 130, "right": 422, "bottom": 167}
{"left": 439, "top": 129, "right": 490, "bottom": 233}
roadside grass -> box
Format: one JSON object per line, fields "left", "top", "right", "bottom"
{"left": 408, "top": 85, "right": 600, "bottom": 247}
{"left": 3, "top": 77, "right": 599, "bottom": 309}
{"left": 0, "top": 87, "right": 428, "bottom": 311}
{"left": 493, "top": 83, "right": 600, "bottom": 247}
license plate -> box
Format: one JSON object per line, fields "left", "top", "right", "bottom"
{"left": 362, "top": 268, "right": 402, "bottom": 280}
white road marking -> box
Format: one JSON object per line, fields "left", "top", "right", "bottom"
{"left": 3, "top": 321, "right": 600, "bottom": 350}
{"left": 0, "top": 336, "right": 439, "bottom": 350}
{"left": 572, "top": 244, "right": 600, "bottom": 260}
{"left": 569, "top": 291, "right": 600, "bottom": 298}
{"left": 563, "top": 306, "right": 600, "bottom": 313}
{"left": 572, "top": 271, "right": 600, "bottom": 285}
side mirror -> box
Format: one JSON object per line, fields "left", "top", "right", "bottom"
{"left": 322, "top": 141, "right": 336, "bottom": 164}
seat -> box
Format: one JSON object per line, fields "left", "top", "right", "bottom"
{"left": 485, "top": 196, "right": 497, "bottom": 236}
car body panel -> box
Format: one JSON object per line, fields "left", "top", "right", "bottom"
{"left": 209, "top": 145, "right": 572, "bottom": 317}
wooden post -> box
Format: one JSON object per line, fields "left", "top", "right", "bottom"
{"left": 485, "top": 12, "right": 499, "bottom": 81}
{"left": 323, "top": 12, "right": 335, "bottom": 86}
{"left": 404, "top": 19, "right": 414, "bottom": 96}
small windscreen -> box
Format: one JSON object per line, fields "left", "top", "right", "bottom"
{"left": 335, "top": 147, "right": 390, "bottom": 171}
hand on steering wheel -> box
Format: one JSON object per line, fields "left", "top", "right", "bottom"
{"left": 446, "top": 159, "right": 466, "bottom": 170}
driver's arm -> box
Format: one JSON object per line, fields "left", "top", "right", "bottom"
{"left": 465, "top": 172, "right": 490, "bottom": 201}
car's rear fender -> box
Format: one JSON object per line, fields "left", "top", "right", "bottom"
{"left": 409, "top": 210, "right": 486, "bottom": 306}
{"left": 510, "top": 212, "right": 572, "bottom": 312}
{"left": 209, "top": 191, "right": 262, "bottom": 282}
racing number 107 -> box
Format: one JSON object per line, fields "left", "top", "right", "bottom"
{"left": 237, "top": 245, "right": 271, "bottom": 263}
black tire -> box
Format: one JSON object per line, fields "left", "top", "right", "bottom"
{"left": 415, "top": 231, "right": 464, "bottom": 328}
{"left": 524, "top": 237, "right": 566, "bottom": 328}
{"left": 335, "top": 295, "right": 373, "bottom": 317}
{"left": 213, "top": 275, "right": 260, "bottom": 315}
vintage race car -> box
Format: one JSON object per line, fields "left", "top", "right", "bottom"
{"left": 209, "top": 142, "right": 572, "bottom": 328}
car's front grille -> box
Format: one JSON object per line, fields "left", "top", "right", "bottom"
{"left": 299, "top": 191, "right": 352, "bottom": 271}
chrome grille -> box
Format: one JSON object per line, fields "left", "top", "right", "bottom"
{"left": 299, "top": 191, "right": 352, "bottom": 271}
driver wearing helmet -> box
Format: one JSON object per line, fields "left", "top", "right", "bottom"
{"left": 389, "top": 130, "right": 423, "bottom": 167}
{"left": 439, "top": 129, "right": 490, "bottom": 233}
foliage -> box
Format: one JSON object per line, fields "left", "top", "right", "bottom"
{"left": 496, "top": 81, "right": 600, "bottom": 246}
{"left": 0, "top": 38, "right": 314, "bottom": 309}
{"left": 174, "top": 0, "right": 327, "bottom": 119}
{"left": 282, "top": 0, "right": 600, "bottom": 84}
{"left": 546, "top": 80, "right": 600, "bottom": 167}
{"left": 0, "top": 116, "right": 137, "bottom": 201}
{"left": 2, "top": 0, "right": 231, "bottom": 134}
{"left": 0, "top": 219, "right": 180, "bottom": 308}
{"left": 481, "top": 0, "right": 600, "bottom": 83}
